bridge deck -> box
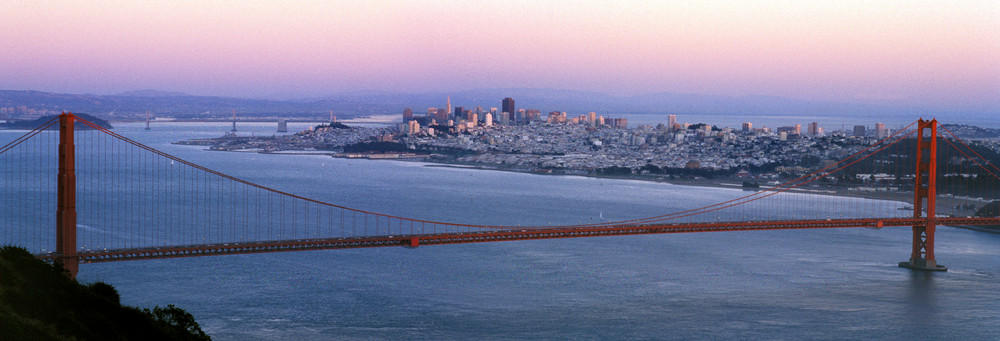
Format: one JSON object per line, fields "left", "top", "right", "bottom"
{"left": 37, "top": 217, "right": 1000, "bottom": 263}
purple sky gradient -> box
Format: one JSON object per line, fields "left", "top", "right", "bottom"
{"left": 1, "top": 1, "right": 997, "bottom": 112}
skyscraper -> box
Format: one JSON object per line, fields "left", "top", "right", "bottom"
{"left": 668, "top": 115, "right": 677, "bottom": 132}
{"left": 435, "top": 108, "right": 448, "bottom": 123}
{"left": 446, "top": 96, "right": 451, "bottom": 115}
{"left": 502, "top": 97, "right": 515, "bottom": 124}
{"left": 742, "top": 122, "right": 752, "bottom": 131}
{"left": 853, "top": 125, "right": 866, "bottom": 137}
{"left": 402, "top": 108, "right": 413, "bottom": 122}
{"left": 875, "top": 123, "right": 887, "bottom": 138}
{"left": 808, "top": 122, "right": 819, "bottom": 136}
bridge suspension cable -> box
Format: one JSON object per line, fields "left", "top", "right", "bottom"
{"left": 3, "top": 113, "right": 1000, "bottom": 272}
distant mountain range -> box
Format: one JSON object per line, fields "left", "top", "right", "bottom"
{"left": 0, "top": 88, "right": 992, "bottom": 121}
{"left": 0, "top": 90, "right": 379, "bottom": 119}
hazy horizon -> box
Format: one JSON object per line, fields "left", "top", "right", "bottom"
{"left": 2, "top": 1, "right": 998, "bottom": 114}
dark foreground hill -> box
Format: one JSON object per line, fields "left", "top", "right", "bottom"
{"left": 0, "top": 246, "right": 210, "bottom": 340}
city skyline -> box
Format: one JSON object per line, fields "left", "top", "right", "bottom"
{"left": 1, "top": 1, "right": 997, "bottom": 114}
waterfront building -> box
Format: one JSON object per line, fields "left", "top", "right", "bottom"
{"left": 742, "top": 122, "right": 753, "bottom": 131}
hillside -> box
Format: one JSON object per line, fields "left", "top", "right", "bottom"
{"left": 0, "top": 246, "right": 210, "bottom": 340}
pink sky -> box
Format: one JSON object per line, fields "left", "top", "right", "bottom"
{"left": 1, "top": 1, "right": 997, "bottom": 112}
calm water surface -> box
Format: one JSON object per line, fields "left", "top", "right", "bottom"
{"left": 6, "top": 122, "right": 1000, "bottom": 340}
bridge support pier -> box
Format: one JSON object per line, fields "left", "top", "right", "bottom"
{"left": 899, "top": 119, "right": 946, "bottom": 272}
{"left": 57, "top": 113, "right": 79, "bottom": 278}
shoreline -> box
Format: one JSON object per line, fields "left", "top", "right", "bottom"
{"left": 207, "top": 147, "right": 991, "bottom": 216}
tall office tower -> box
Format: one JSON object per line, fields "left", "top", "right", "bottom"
{"left": 875, "top": 123, "right": 887, "bottom": 138}
{"left": 446, "top": 96, "right": 451, "bottom": 115}
{"left": 588, "top": 112, "right": 597, "bottom": 126}
{"left": 454, "top": 107, "right": 463, "bottom": 121}
{"left": 853, "top": 125, "right": 866, "bottom": 137}
{"left": 402, "top": 108, "right": 413, "bottom": 122}
{"left": 435, "top": 108, "right": 448, "bottom": 122}
{"left": 808, "top": 122, "right": 819, "bottom": 136}
{"left": 502, "top": 97, "right": 515, "bottom": 124}
{"left": 484, "top": 113, "right": 493, "bottom": 127}
{"left": 742, "top": 122, "right": 753, "bottom": 131}
{"left": 668, "top": 115, "right": 677, "bottom": 132}
{"left": 794, "top": 124, "right": 802, "bottom": 135}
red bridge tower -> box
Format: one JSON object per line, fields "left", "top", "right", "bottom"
{"left": 899, "top": 119, "right": 946, "bottom": 271}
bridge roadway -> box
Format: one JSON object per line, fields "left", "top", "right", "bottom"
{"left": 38, "top": 217, "right": 1000, "bottom": 263}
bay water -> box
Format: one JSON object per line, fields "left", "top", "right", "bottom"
{"left": 4, "top": 121, "right": 999, "bottom": 340}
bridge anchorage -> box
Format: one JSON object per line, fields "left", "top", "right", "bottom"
{"left": 7, "top": 113, "right": 1000, "bottom": 278}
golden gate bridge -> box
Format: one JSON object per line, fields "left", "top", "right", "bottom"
{"left": 2, "top": 113, "right": 999, "bottom": 278}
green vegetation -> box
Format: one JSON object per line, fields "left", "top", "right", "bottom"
{"left": 0, "top": 246, "right": 210, "bottom": 340}
{"left": 975, "top": 201, "right": 1000, "bottom": 218}
{"left": 805, "top": 137, "right": 1000, "bottom": 200}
